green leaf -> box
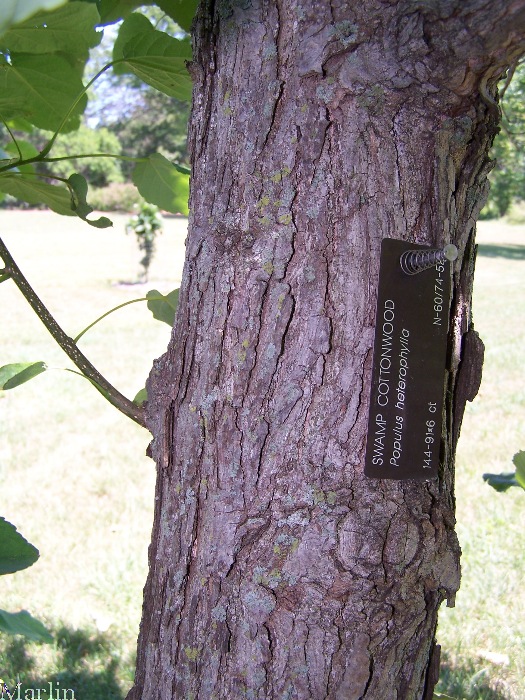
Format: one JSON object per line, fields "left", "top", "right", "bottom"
{"left": 112, "top": 12, "right": 155, "bottom": 72}
{"left": 97, "top": 0, "right": 141, "bottom": 24}
{"left": 482, "top": 472, "right": 519, "bottom": 492}
{"left": 98, "top": 0, "right": 197, "bottom": 31}
{"left": 0, "top": 361, "right": 47, "bottom": 390}
{"left": 512, "top": 450, "right": 525, "bottom": 489}
{"left": 4, "top": 115, "right": 34, "bottom": 132}
{"left": 113, "top": 13, "right": 192, "bottom": 101}
{"left": 0, "top": 517, "right": 39, "bottom": 574}
{"left": 174, "top": 162, "right": 191, "bottom": 175}
{"left": 0, "top": 0, "right": 67, "bottom": 37}
{"left": 146, "top": 288, "right": 179, "bottom": 326}
{"left": 4, "top": 138, "right": 39, "bottom": 159}
{"left": 0, "top": 52, "right": 87, "bottom": 131}
{"left": 132, "top": 153, "right": 189, "bottom": 214}
{"left": 68, "top": 173, "right": 113, "bottom": 228}
{"left": 0, "top": 609, "right": 52, "bottom": 642}
{"left": 4, "top": 138, "right": 38, "bottom": 174}
{"left": 133, "top": 386, "right": 147, "bottom": 406}
{"left": 0, "top": 2, "right": 102, "bottom": 55}
{"left": 157, "top": 0, "right": 198, "bottom": 33}
{"left": 0, "top": 173, "right": 74, "bottom": 215}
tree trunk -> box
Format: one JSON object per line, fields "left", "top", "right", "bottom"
{"left": 128, "top": 2, "right": 525, "bottom": 698}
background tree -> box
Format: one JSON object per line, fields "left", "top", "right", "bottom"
{"left": 112, "top": 90, "right": 190, "bottom": 179}
{"left": 483, "top": 59, "right": 525, "bottom": 217}
{"left": 127, "top": 2, "right": 525, "bottom": 699}
{"left": 34, "top": 124, "right": 124, "bottom": 187}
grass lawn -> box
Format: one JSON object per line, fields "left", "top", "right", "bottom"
{"left": 0, "top": 210, "right": 186, "bottom": 698}
{"left": 436, "top": 222, "right": 525, "bottom": 700}
{"left": 0, "top": 212, "right": 524, "bottom": 699}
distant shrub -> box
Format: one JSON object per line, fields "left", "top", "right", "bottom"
{"left": 479, "top": 199, "right": 501, "bottom": 220}
{"left": 126, "top": 202, "right": 164, "bottom": 282}
{"left": 0, "top": 193, "right": 42, "bottom": 210}
{"left": 89, "top": 183, "right": 143, "bottom": 212}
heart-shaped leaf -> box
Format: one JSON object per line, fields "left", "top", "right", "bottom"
{"left": 112, "top": 10, "right": 149, "bottom": 68}
{"left": 146, "top": 288, "right": 179, "bottom": 326}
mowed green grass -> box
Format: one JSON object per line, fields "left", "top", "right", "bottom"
{"left": 437, "top": 222, "right": 525, "bottom": 700}
{"left": 0, "top": 212, "right": 524, "bottom": 699}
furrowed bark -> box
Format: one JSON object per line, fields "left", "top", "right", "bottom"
{"left": 129, "top": 1, "right": 525, "bottom": 698}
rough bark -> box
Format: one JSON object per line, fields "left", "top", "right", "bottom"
{"left": 129, "top": 2, "right": 525, "bottom": 699}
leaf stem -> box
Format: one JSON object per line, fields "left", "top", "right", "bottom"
{"left": 43, "top": 152, "right": 145, "bottom": 164}
{"left": 40, "top": 61, "right": 117, "bottom": 158}
{"left": 0, "top": 149, "right": 146, "bottom": 175}
{"left": 74, "top": 297, "right": 150, "bottom": 343}
{"left": 0, "top": 236, "right": 147, "bottom": 428}
{"left": 0, "top": 59, "right": 130, "bottom": 175}
{"left": 0, "top": 114, "right": 23, "bottom": 160}
{"left": 0, "top": 151, "right": 148, "bottom": 174}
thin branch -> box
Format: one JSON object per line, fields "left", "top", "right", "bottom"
{"left": 499, "top": 58, "right": 519, "bottom": 102}
{"left": 0, "top": 236, "right": 147, "bottom": 428}
{"left": 500, "top": 110, "right": 525, "bottom": 149}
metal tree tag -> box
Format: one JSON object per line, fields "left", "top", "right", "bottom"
{"left": 364, "top": 238, "right": 457, "bottom": 480}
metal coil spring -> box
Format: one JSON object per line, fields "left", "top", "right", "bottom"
{"left": 400, "top": 244, "right": 458, "bottom": 275}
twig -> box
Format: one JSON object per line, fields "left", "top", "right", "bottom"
{"left": 0, "top": 236, "right": 147, "bottom": 428}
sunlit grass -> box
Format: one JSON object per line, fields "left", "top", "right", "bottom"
{"left": 436, "top": 222, "right": 525, "bottom": 700}
{"left": 0, "top": 213, "right": 524, "bottom": 699}
{"left": 0, "top": 210, "right": 187, "bottom": 697}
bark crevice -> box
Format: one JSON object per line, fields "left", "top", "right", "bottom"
{"left": 129, "top": 2, "right": 525, "bottom": 699}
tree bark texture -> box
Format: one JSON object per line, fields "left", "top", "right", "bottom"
{"left": 129, "top": 2, "right": 525, "bottom": 698}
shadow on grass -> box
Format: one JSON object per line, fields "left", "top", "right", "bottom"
{"left": 437, "top": 650, "right": 511, "bottom": 700}
{"left": 477, "top": 243, "right": 525, "bottom": 260}
{"left": 0, "top": 626, "right": 130, "bottom": 700}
